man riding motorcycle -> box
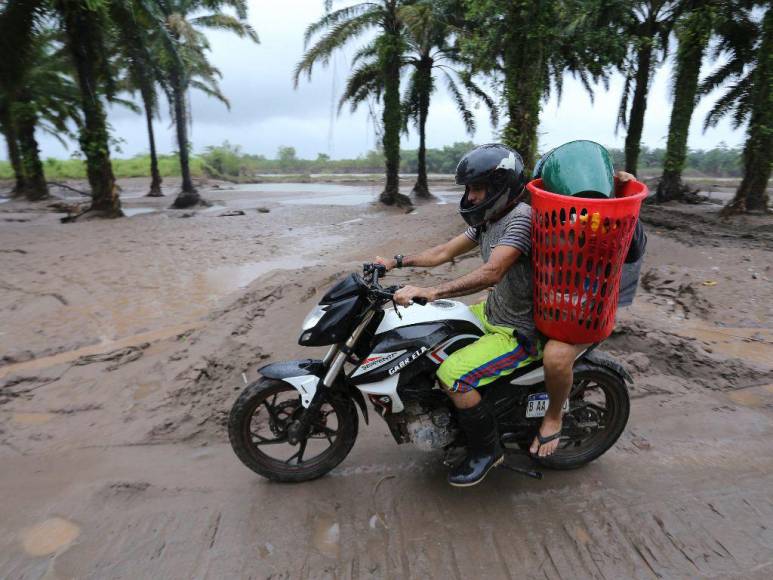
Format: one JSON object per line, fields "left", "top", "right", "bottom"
{"left": 376, "top": 143, "right": 535, "bottom": 487}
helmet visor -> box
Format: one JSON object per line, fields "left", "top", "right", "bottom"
{"left": 538, "top": 140, "right": 614, "bottom": 198}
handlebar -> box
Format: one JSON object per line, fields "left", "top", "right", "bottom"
{"left": 361, "top": 262, "right": 427, "bottom": 306}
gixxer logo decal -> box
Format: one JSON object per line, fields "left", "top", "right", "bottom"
{"left": 388, "top": 346, "right": 428, "bottom": 375}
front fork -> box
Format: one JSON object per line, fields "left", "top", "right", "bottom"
{"left": 288, "top": 312, "right": 374, "bottom": 444}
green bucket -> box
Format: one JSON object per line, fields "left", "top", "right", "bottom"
{"left": 534, "top": 140, "right": 614, "bottom": 198}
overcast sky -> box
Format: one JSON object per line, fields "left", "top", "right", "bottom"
{"left": 21, "top": 0, "right": 747, "bottom": 161}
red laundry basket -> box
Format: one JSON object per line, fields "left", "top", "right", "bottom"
{"left": 528, "top": 178, "right": 648, "bottom": 344}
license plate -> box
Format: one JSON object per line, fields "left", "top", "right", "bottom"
{"left": 525, "top": 393, "right": 570, "bottom": 418}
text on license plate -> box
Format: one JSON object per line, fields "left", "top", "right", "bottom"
{"left": 526, "top": 393, "right": 570, "bottom": 418}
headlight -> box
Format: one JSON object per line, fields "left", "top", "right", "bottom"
{"left": 302, "top": 304, "right": 329, "bottom": 331}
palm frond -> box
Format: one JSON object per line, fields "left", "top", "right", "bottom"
{"left": 294, "top": 10, "right": 381, "bottom": 86}
{"left": 338, "top": 60, "right": 382, "bottom": 114}
{"left": 443, "top": 71, "right": 474, "bottom": 135}
{"left": 191, "top": 13, "right": 259, "bottom": 43}
{"left": 615, "top": 71, "right": 633, "bottom": 134}
{"left": 190, "top": 78, "right": 230, "bottom": 109}
{"left": 303, "top": 3, "right": 379, "bottom": 47}
{"left": 457, "top": 71, "right": 499, "bottom": 127}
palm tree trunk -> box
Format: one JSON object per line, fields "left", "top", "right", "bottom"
{"left": 16, "top": 107, "right": 48, "bottom": 201}
{"left": 0, "top": 111, "right": 26, "bottom": 197}
{"left": 502, "top": 40, "right": 543, "bottom": 171}
{"left": 379, "top": 27, "right": 410, "bottom": 207}
{"left": 723, "top": 8, "right": 772, "bottom": 214}
{"left": 624, "top": 42, "right": 654, "bottom": 175}
{"left": 411, "top": 58, "right": 432, "bottom": 199}
{"left": 141, "top": 88, "right": 163, "bottom": 197}
{"left": 170, "top": 69, "right": 200, "bottom": 209}
{"left": 657, "top": 13, "right": 711, "bottom": 202}
{"left": 62, "top": 4, "right": 121, "bottom": 218}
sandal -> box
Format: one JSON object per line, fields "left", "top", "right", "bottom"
{"left": 531, "top": 429, "right": 562, "bottom": 457}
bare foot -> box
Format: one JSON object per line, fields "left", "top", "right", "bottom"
{"left": 530, "top": 416, "right": 562, "bottom": 457}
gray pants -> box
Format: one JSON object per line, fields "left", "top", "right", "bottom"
{"left": 618, "top": 257, "right": 644, "bottom": 307}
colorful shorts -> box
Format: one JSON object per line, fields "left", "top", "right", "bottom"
{"left": 436, "top": 302, "right": 540, "bottom": 393}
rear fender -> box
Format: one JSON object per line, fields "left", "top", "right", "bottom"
{"left": 575, "top": 350, "right": 632, "bottom": 384}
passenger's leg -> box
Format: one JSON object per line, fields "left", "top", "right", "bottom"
{"left": 530, "top": 339, "right": 589, "bottom": 457}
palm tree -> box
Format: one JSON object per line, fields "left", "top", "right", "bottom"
{"left": 0, "top": 1, "right": 39, "bottom": 197}
{"left": 156, "top": 0, "right": 258, "bottom": 209}
{"left": 0, "top": 101, "right": 26, "bottom": 196}
{"left": 52, "top": 0, "right": 125, "bottom": 217}
{"left": 335, "top": 2, "right": 496, "bottom": 200}
{"left": 110, "top": 2, "right": 170, "bottom": 197}
{"left": 460, "top": 0, "right": 625, "bottom": 170}
{"left": 702, "top": 5, "right": 771, "bottom": 214}
{"left": 615, "top": 1, "right": 681, "bottom": 176}
{"left": 656, "top": 1, "right": 718, "bottom": 202}
{"left": 296, "top": 0, "right": 414, "bottom": 207}
{"left": 399, "top": 0, "right": 497, "bottom": 198}
{"left": 13, "top": 33, "right": 82, "bottom": 201}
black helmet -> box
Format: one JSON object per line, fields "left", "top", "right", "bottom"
{"left": 455, "top": 144, "right": 526, "bottom": 227}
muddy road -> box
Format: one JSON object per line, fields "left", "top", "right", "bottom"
{"left": 1, "top": 181, "right": 772, "bottom": 579}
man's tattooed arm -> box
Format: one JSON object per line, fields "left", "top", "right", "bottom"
{"left": 433, "top": 245, "right": 523, "bottom": 299}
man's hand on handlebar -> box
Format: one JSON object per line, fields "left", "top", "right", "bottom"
{"left": 394, "top": 285, "right": 437, "bottom": 306}
{"left": 374, "top": 256, "right": 397, "bottom": 271}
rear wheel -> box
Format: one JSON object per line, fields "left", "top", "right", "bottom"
{"left": 535, "top": 367, "right": 629, "bottom": 470}
{"left": 228, "top": 378, "right": 358, "bottom": 482}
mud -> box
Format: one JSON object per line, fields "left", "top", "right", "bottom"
{"left": 1, "top": 179, "right": 772, "bottom": 578}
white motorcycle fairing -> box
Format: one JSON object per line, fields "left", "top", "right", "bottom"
{"left": 376, "top": 299, "right": 483, "bottom": 334}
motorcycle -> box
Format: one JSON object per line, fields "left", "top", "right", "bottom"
{"left": 228, "top": 263, "right": 632, "bottom": 482}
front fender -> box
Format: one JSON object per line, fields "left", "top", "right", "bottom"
{"left": 259, "top": 359, "right": 323, "bottom": 407}
{"left": 258, "top": 360, "right": 369, "bottom": 423}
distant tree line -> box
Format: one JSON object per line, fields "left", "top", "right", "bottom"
{"left": 1, "top": 141, "right": 744, "bottom": 181}
{"left": 199, "top": 141, "right": 748, "bottom": 178}
{"left": 0, "top": 0, "right": 769, "bottom": 217}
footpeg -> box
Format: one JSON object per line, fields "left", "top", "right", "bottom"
{"left": 500, "top": 462, "right": 543, "bottom": 480}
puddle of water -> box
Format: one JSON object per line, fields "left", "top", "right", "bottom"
{"left": 728, "top": 390, "right": 764, "bottom": 407}
{"left": 574, "top": 526, "right": 592, "bottom": 545}
{"left": 21, "top": 517, "right": 80, "bottom": 556}
{"left": 200, "top": 257, "right": 317, "bottom": 293}
{"left": 123, "top": 207, "right": 157, "bottom": 217}
{"left": 231, "top": 183, "right": 381, "bottom": 206}
{"left": 680, "top": 322, "right": 773, "bottom": 366}
{"left": 197, "top": 204, "right": 228, "bottom": 214}
{"left": 133, "top": 382, "right": 160, "bottom": 401}
{"left": 12, "top": 413, "right": 54, "bottom": 426}
{"left": 312, "top": 515, "right": 340, "bottom": 559}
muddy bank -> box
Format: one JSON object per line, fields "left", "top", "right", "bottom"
{"left": 1, "top": 179, "right": 772, "bottom": 578}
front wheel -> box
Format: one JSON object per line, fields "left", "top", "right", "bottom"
{"left": 228, "top": 378, "right": 358, "bottom": 482}
{"left": 535, "top": 367, "right": 630, "bottom": 470}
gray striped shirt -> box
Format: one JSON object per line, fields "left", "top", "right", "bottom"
{"left": 464, "top": 202, "right": 537, "bottom": 349}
